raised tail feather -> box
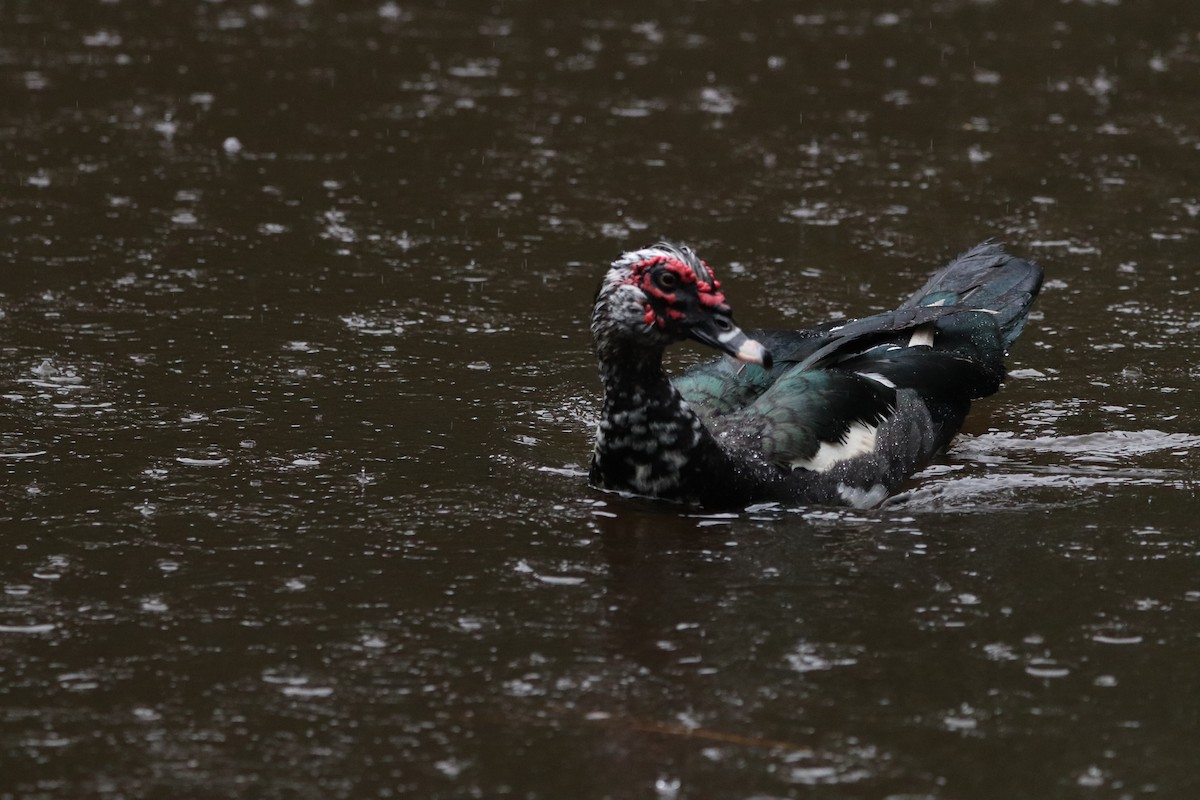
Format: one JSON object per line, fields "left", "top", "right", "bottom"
{"left": 901, "top": 242, "right": 1043, "bottom": 349}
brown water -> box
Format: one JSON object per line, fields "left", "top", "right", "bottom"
{"left": 2, "top": 1, "right": 1199, "bottom": 797}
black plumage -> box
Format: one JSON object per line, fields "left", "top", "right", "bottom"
{"left": 588, "top": 242, "right": 1043, "bottom": 509}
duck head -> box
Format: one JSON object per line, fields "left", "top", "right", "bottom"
{"left": 592, "top": 242, "right": 772, "bottom": 369}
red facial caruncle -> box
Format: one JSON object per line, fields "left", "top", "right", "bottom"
{"left": 624, "top": 254, "right": 727, "bottom": 329}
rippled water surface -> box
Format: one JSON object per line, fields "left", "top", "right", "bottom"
{"left": 3, "top": 1, "right": 1200, "bottom": 797}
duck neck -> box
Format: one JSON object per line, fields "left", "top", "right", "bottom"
{"left": 590, "top": 345, "right": 715, "bottom": 502}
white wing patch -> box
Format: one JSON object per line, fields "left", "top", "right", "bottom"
{"left": 856, "top": 371, "right": 897, "bottom": 389}
{"left": 907, "top": 323, "right": 936, "bottom": 348}
{"left": 791, "top": 421, "right": 878, "bottom": 473}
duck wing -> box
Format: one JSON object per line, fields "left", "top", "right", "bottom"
{"left": 670, "top": 329, "right": 820, "bottom": 421}
{"left": 675, "top": 240, "right": 1041, "bottom": 424}
{"left": 709, "top": 309, "right": 1005, "bottom": 473}
{"left": 673, "top": 304, "right": 979, "bottom": 421}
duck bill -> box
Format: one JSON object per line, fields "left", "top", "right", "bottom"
{"left": 688, "top": 317, "right": 774, "bottom": 368}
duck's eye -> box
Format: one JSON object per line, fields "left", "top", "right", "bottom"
{"left": 656, "top": 272, "right": 678, "bottom": 290}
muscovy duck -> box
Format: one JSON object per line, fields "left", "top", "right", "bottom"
{"left": 589, "top": 241, "right": 1043, "bottom": 509}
